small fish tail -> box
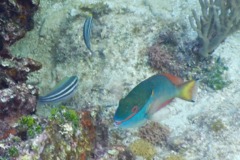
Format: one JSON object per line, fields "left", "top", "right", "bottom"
{"left": 177, "top": 80, "right": 198, "bottom": 102}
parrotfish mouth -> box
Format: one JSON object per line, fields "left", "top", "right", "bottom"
{"left": 114, "top": 121, "right": 121, "bottom": 126}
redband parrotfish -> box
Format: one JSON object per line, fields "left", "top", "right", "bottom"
{"left": 38, "top": 76, "right": 79, "bottom": 104}
{"left": 113, "top": 73, "right": 198, "bottom": 128}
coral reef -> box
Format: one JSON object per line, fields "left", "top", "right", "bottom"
{"left": 0, "top": 49, "right": 41, "bottom": 141}
{"left": 0, "top": 1, "right": 41, "bottom": 136}
{"left": 0, "top": 50, "right": 41, "bottom": 121}
{"left": 0, "top": 0, "right": 39, "bottom": 49}
{"left": 40, "top": 111, "right": 84, "bottom": 159}
{"left": 0, "top": 105, "right": 133, "bottom": 160}
{"left": 0, "top": 121, "right": 17, "bottom": 141}
{"left": 190, "top": 0, "right": 240, "bottom": 57}
{"left": 129, "top": 139, "right": 156, "bottom": 160}
{"left": 0, "top": 49, "right": 42, "bottom": 82}
{"left": 138, "top": 121, "right": 170, "bottom": 146}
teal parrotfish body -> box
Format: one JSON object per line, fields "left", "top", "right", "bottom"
{"left": 113, "top": 73, "right": 198, "bottom": 128}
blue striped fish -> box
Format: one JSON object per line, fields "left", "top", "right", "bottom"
{"left": 83, "top": 16, "right": 94, "bottom": 54}
{"left": 38, "top": 76, "right": 79, "bottom": 104}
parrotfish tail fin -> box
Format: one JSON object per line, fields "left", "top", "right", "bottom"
{"left": 177, "top": 80, "right": 198, "bottom": 102}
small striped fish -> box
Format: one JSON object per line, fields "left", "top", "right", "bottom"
{"left": 38, "top": 76, "right": 79, "bottom": 104}
{"left": 83, "top": 16, "right": 94, "bottom": 54}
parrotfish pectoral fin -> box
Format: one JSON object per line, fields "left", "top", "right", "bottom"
{"left": 146, "top": 98, "right": 173, "bottom": 117}
{"left": 178, "top": 80, "right": 198, "bottom": 102}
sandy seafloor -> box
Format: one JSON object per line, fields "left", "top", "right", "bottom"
{"left": 9, "top": 0, "right": 240, "bottom": 159}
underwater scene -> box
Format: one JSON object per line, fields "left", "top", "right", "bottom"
{"left": 0, "top": 0, "right": 240, "bottom": 159}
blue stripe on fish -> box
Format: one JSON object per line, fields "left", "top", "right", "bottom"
{"left": 38, "top": 76, "right": 79, "bottom": 104}
{"left": 83, "top": 16, "right": 93, "bottom": 54}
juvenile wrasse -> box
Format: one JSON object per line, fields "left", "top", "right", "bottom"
{"left": 38, "top": 76, "right": 79, "bottom": 104}
{"left": 83, "top": 16, "right": 94, "bottom": 55}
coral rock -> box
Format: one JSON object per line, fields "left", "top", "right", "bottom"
{"left": 0, "top": 82, "right": 38, "bottom": 122}
{"left": 0, "top": 50, "right": 40, "bottom": 140}
{"left": 0, "top": 121, "right": 17, "bottom": 140}
{"left": 0, "top": 0, "right": 38, "bottom": 48}
{"left": 0, "top": 49, "right": 42, "bottom": 82}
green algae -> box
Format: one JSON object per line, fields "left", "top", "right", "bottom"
{"left": 8, "top": 146, "right": 19, "bottom": 157}
{"left": 50, "top": 106, "right": 79, "bottom": 129}
{"left": 204, "top": 58, "right": 229, "bottom": 90}
{"left": 18, "top": 116, "right": 42, "bottom": 138}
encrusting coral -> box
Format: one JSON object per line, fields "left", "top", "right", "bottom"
{"left": 129, "top": 139, "right": 156, "bottom": 160}
{"left": 190, "top": 0, "right": 240, "bottom": 57}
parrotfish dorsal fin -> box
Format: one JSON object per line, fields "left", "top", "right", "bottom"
{"left": 161, "top": 73, "right": 183, "bottom": 86}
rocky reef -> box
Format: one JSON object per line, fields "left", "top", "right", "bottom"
{"left": 0, "top": 0, "right": 40, "bottom": 143}
{"left": 0, "top": 48, "right": 41, "bottom": 140}
{"left": 0, "top": 0, "right": 39, "bottom": 49}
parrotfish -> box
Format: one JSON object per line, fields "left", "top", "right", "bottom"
{"left": 113, "top": 73, "right": 198, "bottom": 128}
{"left": 38, "top": 76, "right": 79, "bottom": 104}
{"left": 83, "top": 16, "right": 94, "bottom": 55}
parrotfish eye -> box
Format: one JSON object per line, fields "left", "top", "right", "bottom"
{"left": 131, "top": 106, "right": 139, "bottom": 113}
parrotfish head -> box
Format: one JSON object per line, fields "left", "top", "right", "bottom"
{"left": 113, "top": 80, "right": 153, "bottom": 128}
{"left": 114, "top": 97, "right": 140, "bottom": 127}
